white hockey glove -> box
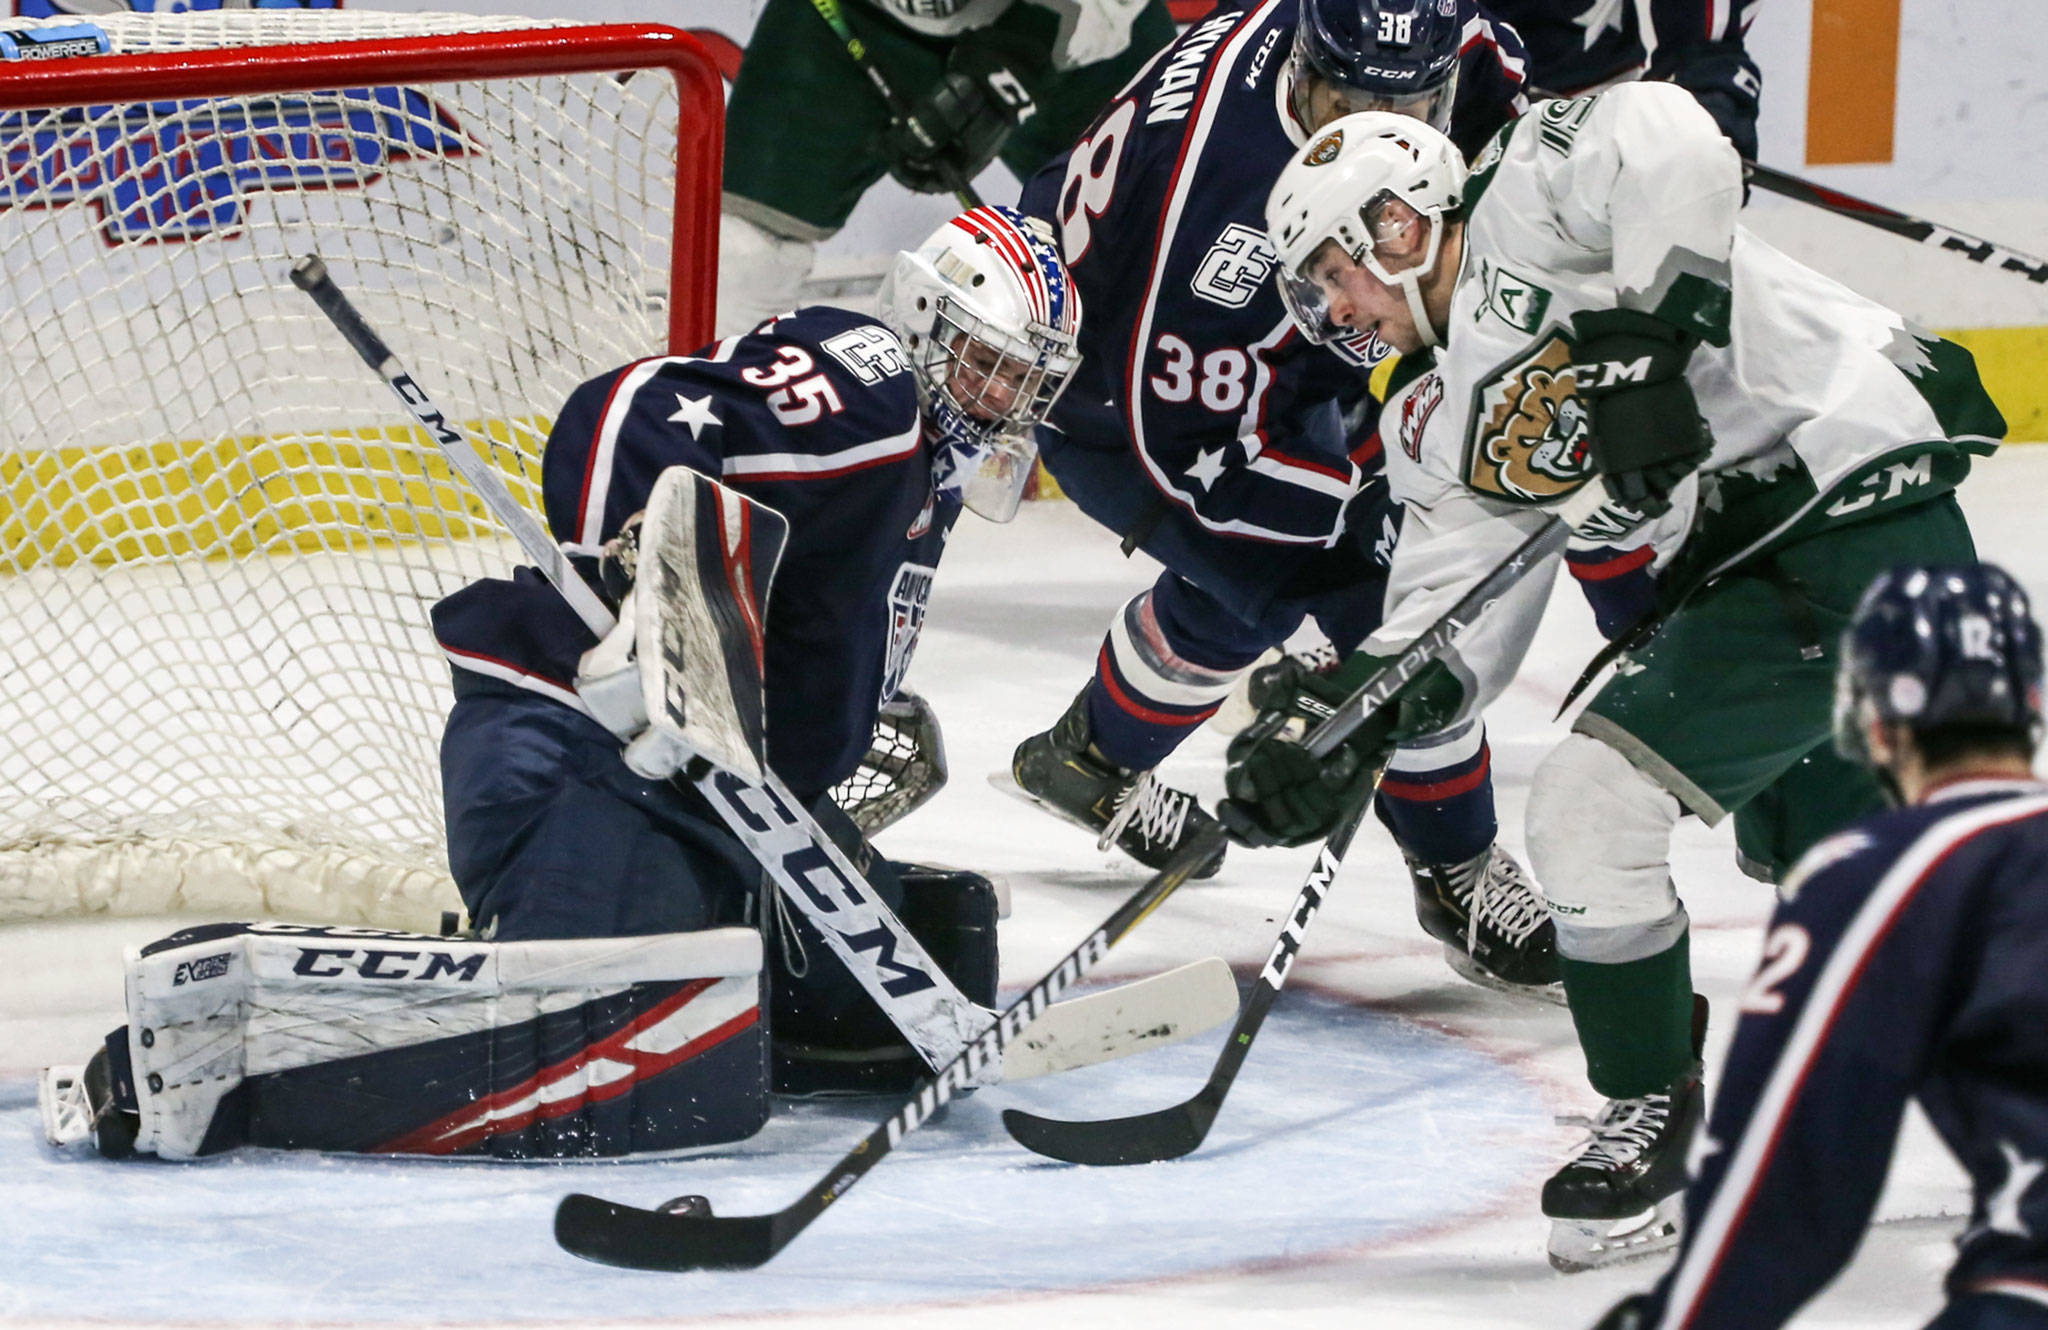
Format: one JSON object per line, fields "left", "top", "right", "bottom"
{"left": 1032, "top": 0, "right": 1148, "bottom": 68}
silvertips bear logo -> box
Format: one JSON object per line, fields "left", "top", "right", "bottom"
{"left": 1306, "top": 130, "right": 1343, "bottom": 166}
{"left": 1464, "top": 333, "right": 1595, "bottom": 502}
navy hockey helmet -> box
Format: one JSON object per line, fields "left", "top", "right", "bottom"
{"left": 1286, "top": 0, "right": 1464, "bottom": 135}
{"left": 1833, "top": 563, "right": 2046, "bottom": 764}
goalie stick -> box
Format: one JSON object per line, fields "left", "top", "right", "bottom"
{"left": 552, "top": 822, "right": 1226, "bottom": 1271}
{"left": 1002, "top": 482, "right": 1620, "bottom": 1166}
{"left": 290, "top": 254, "right": 1236, "bottom": 1085}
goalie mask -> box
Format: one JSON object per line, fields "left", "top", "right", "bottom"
{"left": 880, "top": 205, "right": 1082, "bottom": 523}
{"left": 1265, "top": 110, "right": 1466, "bottom": 349}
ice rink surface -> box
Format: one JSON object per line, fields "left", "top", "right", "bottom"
{"left": 8, "top": 450, "right": 2046, "bottom": 1330}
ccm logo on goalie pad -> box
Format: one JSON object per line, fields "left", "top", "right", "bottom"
{"left": 290, "top": 947, "right": 488, "bottom": 982}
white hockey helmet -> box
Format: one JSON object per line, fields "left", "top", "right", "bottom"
{"left": 1264, "top": 111, "right": 1466, "bottom": 348}
{"left": 879, "top": 205, "right": 1083, "bottom": 523}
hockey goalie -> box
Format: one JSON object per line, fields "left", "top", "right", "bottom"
{"left": 37, "top": 206, "right": 1236, "bottom": 1163}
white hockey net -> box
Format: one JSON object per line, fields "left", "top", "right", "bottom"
{"left": 0, "top": 13, "right": 720, "bottom": 928}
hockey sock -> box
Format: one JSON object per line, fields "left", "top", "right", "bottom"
{"left": 1375, "top": 723, "right": 1497, "bottom": 866}
{"left": 1559, "top": 929, "right": 1695, "bottom": 1099}
{"left": 1085, "top": 588, "right": 1257, "bottom": 771}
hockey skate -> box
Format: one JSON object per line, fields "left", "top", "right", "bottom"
{"left": 1408, "top": 845, "right": 1563, "bottom": 1002}
{"left": 38, "top": 1047, "right": 138, "bottom": 1159}
{"left": 999, "top": 691, "right": 1226, "bottom": 878}
{"left": 1543, "top": 997, "right": 1710, "bottom": 1273}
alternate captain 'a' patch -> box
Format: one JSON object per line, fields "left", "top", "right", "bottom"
{"left": 1464, "top": 331, "right": 1595, "bottom": 503}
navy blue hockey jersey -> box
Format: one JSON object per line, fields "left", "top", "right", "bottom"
{"left": 432, "top": 307, "right": 955, "bottom": 803}
{"left": 1017, "top": 0, "right": 1527, "bottom": 548}
{"left": 1491, "top": 0, "right": 1753, "bottom": 95}
{"left": 1630, "top": 778, "right": 2048, "bottom": 1329}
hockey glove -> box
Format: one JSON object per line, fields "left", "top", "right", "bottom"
{"left": 1570, "top": 308, "right": 1713, "bottom": 517}
{"left": 1217, "top": 650, "right": 1465, "bottom": 849}
{"left": 878, "top": 38, "right": 1037, "bottom": 195}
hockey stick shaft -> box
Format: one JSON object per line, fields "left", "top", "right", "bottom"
{"left": 554, "top": 821, "right": 1228, "bottom": 1270}
{"left": 289, "top": 255, "right": 618, "bottom": 635}
{"left": 292, "top": 254, "right": 990, "bottom": 1070}
{"left": 1004, "top": 486, "right": 1614, "bottom": 1164}
{"left": 1746, "top": 160, "right": 2048, "bottom": 285}
{"left": 807, "top": 0, "right": 984, "bottom": 209}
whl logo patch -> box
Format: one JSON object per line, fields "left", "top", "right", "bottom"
{"left": 1464, "top": 332, "right": 1594, "bottom": 503}
{"left": 0, "top": 89, "right": 466, "bottom": 245}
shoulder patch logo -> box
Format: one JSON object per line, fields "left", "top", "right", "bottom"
{"left": 1191, "top": 223, "right": 1278, "bottom": 309}
{"left": 1398, "top": 371, "right": 1443, "bottom": 462}
{"left": 1476, "top": 259, "right": 1552, "bottom": 335}
{"left": 1306, "top": 130, "right": 1343, "bottom": 166}
{"left": 1465, "top": 332, "right": 1595, "bottom": 503}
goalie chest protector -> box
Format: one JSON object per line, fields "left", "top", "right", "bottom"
{"left": 433, "top": 305, "right": 957, "bottom": 803}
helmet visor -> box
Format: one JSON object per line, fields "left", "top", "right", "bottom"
{"left": 1328, "top": 65, "right": 1458, "bottom": 134}
{"left": 1277, "top": 238, "right": 1353, "bottom": 345}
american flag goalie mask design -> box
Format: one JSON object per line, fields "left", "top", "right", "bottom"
{"left": 880, "top": 204, "right": 1083, "bottom": 523}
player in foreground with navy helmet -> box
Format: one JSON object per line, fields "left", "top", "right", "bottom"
{"left": 1598, "top": 563, "right": 2048, "bottom": 1328}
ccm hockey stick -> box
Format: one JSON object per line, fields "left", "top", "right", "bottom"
{"left": 1003, "top": 481, "right": 1618, "bottom": 1166}
{"left": 553, "top": 822, "right": 1226, "bottom": 1271}
{"left": 290, "top": 255, "right": 1236, "bottom": 1083}
{"left": 808, "top": 0, "right": 984, "bottom": 209}
{"left": 1747, "top": 160, "right": 2048, "bottom": 285}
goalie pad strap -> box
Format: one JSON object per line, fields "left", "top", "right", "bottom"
{"left": 124, "top": 923, "right": 766, "bottom": 1160}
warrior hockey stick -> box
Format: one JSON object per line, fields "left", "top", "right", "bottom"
{"left": 553, "top": 822, "right": 1226, "bottom": 1271}
{"left": 1002, "top": 482, "right": 1617, "bottom": 1166}
{"left": 808, "top": 0, "right": 984, "bottom": 209}
{"left": 1747, "top": 160, "right": 2048, "bottom": 285}
{"left": 290, "top": 254, "right": 1232, "bottom": 1083}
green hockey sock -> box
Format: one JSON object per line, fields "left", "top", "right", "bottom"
{"left": 1559, "top": 931, "right": 1695, "bottom": 1099}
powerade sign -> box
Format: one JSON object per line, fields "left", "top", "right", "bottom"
{"left": 0, "top": 88, "right": 465, "bottom": 244}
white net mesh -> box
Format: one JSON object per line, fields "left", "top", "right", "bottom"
{"left": 0, "top": 12, "right": 695, "bottom": 928}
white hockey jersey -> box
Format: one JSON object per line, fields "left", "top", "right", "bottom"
{"left": 1369, "top": 81, "right": 2004, "bottom": 716}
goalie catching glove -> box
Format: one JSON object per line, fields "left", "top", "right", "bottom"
{"left": 1217, "top": 651, "right": 1465, "bottom": 848}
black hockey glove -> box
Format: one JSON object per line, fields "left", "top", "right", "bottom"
{"left": 1217, "top": 650, "right": 1464, "bottom": 849}
{"left": 1656, "top": 39, "right": 1761, "bottom": 164}
{"left": 1570, "top": 308, "right": 1713, "bottom": 517}
{"left": 598, "top": 510, "right": 644, "bottom": 607}
{"left": 877, "top": 38, "right": 1038, "bottom": 196}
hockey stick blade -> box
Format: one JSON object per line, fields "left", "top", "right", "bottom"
{"left": 552, "top": 825, "right": 1225, "bottom": 1270}
{"left": 554, "top": 1194, "right": 781, "bottom": 1271}
{"left": 1000, "top": 489, "right": 1621, "bottom": 1168}
{"left": 1001, "top": 1082, "right": 1220, "bottom": 1166}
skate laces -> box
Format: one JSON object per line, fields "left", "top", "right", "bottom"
{"left": 1098, "top": 770, "right": 1193, "bottom": 853}
{"left": 1468, "top": 850, "right": 1549, "bottom": 950}
{"left": 1557, "top": 1094, "right": 1671, "bottom": 1172}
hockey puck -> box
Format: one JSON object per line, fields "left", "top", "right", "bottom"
{"left": 655, "top": 1194, "right": 713, "bottom": 1217}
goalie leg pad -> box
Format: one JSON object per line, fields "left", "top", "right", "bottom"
{"left": 443, "top": 675, "right": 759, "bottom": 940}
{"left": 102, "top": 922, "right": 767, "bottom": 1160}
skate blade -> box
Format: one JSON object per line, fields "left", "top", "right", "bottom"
{"left": 1546, "top": 1195, "right": 1683, "bottom": 1273}
{"left": 987, "top": 769, "right": 1109, "bottom": 841}
{"left": 38, "top": 1065, "right": 92, "bottom": 1148}
{"left": 1443, "top": 945, "right": 1568, "bottom": 1006}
